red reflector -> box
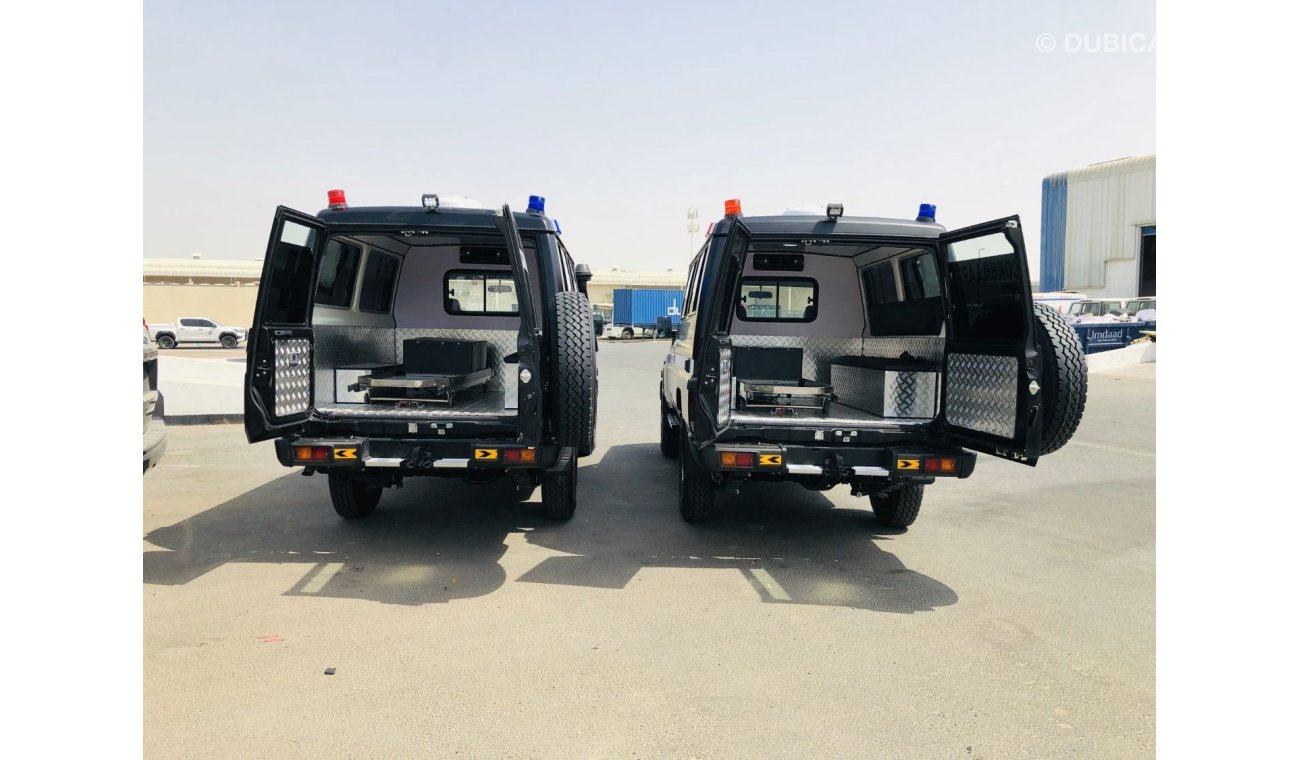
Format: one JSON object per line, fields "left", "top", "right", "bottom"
{"left": 724, "top": 198, "right": 742, "bottom": 217}
{"left": 327, "top": 189, "right": 347, "bottom": 208}
{"left": 502, "top": 449, "right": 537, "bottom": 464}
{"left": 923, "top": 458, "right": 940, "bottom": 473}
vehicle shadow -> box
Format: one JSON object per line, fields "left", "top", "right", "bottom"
{"left": 524, "top": 443, "right": 958, "bottom": 614}
{"left": 144, "top": 474, "right": 544, "bottom": 606}
{"left": 144, "top": 444, "right": 956, "bottom": 613}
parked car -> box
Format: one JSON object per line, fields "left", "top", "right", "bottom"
{"left": 244, "top": 190, "right": 598, "bottom": 520}
{"left": 1065, "top": 299, "right": 1127, "bottom": 321}
{"left": 1123, "top": 297, "right": 1156, "bottom": 316}
{"left": 148, "top": 317, "right": 247, "bottom": 349}
{"left": 660, "top": 201, "right": 1087, "bottom": 528}
{"left": 143, "top": 320, "right": 168, "bottom": 472}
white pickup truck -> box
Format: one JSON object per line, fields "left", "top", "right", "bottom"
{"left": 147, "top": 317, "right": 246, "bottom": 349}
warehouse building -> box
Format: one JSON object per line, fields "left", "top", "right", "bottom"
{"left": 1039, "top": 154, "right": 1156, "bottom": 298}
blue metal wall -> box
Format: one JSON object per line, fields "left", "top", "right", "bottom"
{"left": 1040, "top": 173, "right": 1069, "bottom": 292}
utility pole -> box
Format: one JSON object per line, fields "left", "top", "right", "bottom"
{"left": 686, "top": 208, "right": 699, "bottom": 257}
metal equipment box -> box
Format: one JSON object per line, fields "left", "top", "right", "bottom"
{"left": 830, "top": 355, "right": 940, "bottom": 419}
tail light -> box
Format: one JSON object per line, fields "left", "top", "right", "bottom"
{"left": 293, "top": 445, "right": 331, "bottom": 463}
{"left": 502, "top": 448, "right": 537, "bottom": 464}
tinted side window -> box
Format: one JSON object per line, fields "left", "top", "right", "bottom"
{"left": 358, "top": 253, "right": 400, "bottom": 313}
{"left": 899, "top": 253, "right": 941, "bottom": 300}
{"left": 179, "top": 319, "right": 196, "bottom": 327}
{"left": 864, "top": 263, "right": 900, "bottom": 305}
{"left": 315, "top": 239, "right": 362, "bottom": 308}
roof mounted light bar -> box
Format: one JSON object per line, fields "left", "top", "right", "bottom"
{"left": 422, "top": 194, "right": 440, "bottom": 212}
{"left": 826, "top": 203, "right": 844, "bottom": 221}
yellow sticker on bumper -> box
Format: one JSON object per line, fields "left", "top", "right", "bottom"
{"left": 333, "top": 448, "right": 358, "bottom": 460}
{"left": 896, "top": 458, "right": 920, "bottom": 471}
{"left": 474, "top": 448, "right": 498, "bottom": 461}
{"left": 758, "top": 454, "right": 783, "bottom": 466}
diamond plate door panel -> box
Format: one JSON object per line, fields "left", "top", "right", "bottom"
{"left": 945, "top": 353, "right": 1018, "bottom": 438}
{"left": 273, "top": 338, "right": 311, "bottom": 417}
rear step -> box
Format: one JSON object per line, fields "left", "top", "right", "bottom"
{"left": 364, "top": 457, "right": 469, "bottom": 469}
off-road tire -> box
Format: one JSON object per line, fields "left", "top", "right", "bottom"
{"left": 659, "top": 397, "right": 679, "bottom": 459}
{"left": 580, "top": 377, "right": 598, "bottom": 458}
{"left": 541, "top": 447, "right": 577, "bottom": 520}
{"left": 328, "top": 473, "right": 381, "bottom": 519}
{"left": 220, "top": 333, "right": 239, "bottom": 348}
{"left": 870, "top": 484, "right": 923, "bottom": 528}
{"left": 155, "top": 334, "right": 176, "bottom": 349}
{"left": 552, "top": 292, "right": 597, "bottom": 453}
{"left": 678, "top": 427, "right": 714, "bottom": 523}
{"left": 1033, "top": 302, "right": 1088, "bottom": 456}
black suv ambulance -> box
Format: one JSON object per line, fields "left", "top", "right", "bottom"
{"left": 660, "top": 201, "right": 1086, "bottom": 527}
{"left": 244, "top": 192, "right": 598, "bottom": 520}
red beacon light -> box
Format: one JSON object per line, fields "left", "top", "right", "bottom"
{"left": 724, "top": 198, "right": 743, "bottom": 217}
{"left": 327, "top": 189, "right": 348, "bottom": 209}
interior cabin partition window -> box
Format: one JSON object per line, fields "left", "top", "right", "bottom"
{"left": 446, "top": 270, "right": 520, "bottom": 315}
{"left": 736, "top": 278, "right": 818, "bottom": 322}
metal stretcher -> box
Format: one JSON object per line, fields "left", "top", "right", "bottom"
{"left": 736, "top": 378, "right": 835, "bottom": 414}
{"left": 351, "top": 368, "right": 494, "bottom": 407}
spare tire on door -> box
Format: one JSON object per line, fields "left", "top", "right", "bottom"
{"left": 1033, "top": 302, "right": 1088, "bottom": 456}
{"left": 551, "top": 291, "right": 597, "bottom": 455}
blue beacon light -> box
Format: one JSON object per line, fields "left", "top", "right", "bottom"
{"left": 527, "top": 195, "right": 546, "bottom": 214}
{"left": 916, "top": 203, "right": 937, "bottom": 223}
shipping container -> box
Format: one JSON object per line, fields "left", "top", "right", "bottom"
{"left": 612, "top": 289, "right": 684, "bottom": 328}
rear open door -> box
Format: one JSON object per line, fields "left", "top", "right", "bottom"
{"left": 939, "top": 216, "right": 1043, "bottom": 464}
{"left": 496, "top": 206, "right": 544, "bottom": 447}
{"left": 693, "top": 218, "right": 751, "bottom": 442}
{"left": 245, "top": 207, "right": 324, "bottom": 443}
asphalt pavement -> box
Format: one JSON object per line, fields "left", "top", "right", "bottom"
{"left": 144, "top": 341, "right": 1155, "bottom": 758}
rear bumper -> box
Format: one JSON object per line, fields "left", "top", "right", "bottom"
{"left": 143, "top": 416, "right": 168, "bottom": 473}
{"left": 696, "top": 442, "right": 976, "bottom": 483}
{"left": 275, "top": 436, "right": 560, "bottom": 473}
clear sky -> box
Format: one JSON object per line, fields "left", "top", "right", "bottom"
{"left": 144, "top": 0, "right": 1154, "bottom": 280}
